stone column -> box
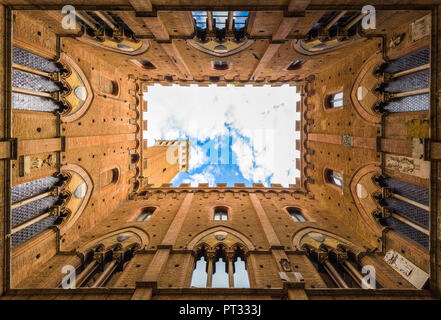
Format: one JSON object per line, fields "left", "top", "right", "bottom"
{"left": 322, "top": 258, "right": 349, "bottom": 288}
{"left": 91, "top": 260, "right": 118, "bottom": 288}
{"left": 206, "top": 250, "right": 216, "bottom": 288}
{"left": 226, "top": 250, "right": 235, "bottom": 288}
{"left": 341, "top": 260, "right": 364, "bottom": 287}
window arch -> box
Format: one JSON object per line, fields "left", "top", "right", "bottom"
{"left": 136, "top": 207, "right": 156, "bottom": 221}
{"left": 326, "top": 91, "right": 343, "bottom": 108}
{"left": 59, "top": 232, "right": 141, "bottom": 288}
{"left": 213, "top": 206, "right": 229, "bottom": 221}
{"left": 325, "top": 169, "right": 343, "bottom": 189}
{"left": 190, "top": 244, "right": 250, "bottom": 288}
{"left": 190, "top": 246, "right": 209, "bottom": 287}
{"left": 211, "top": 245, "right": 229, "bottom": 288}
{"left": 100, "top": 167, "right": 119, "bottom": 188}
{"left": 286, "top": 207, "right": 307, "bottom": 222}
{"left": 298, "top": 231, "right": 381, "bottom": 289}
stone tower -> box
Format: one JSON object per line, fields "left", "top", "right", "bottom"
{"left": 144, "top": 139, "right": 190, "bottom": 187}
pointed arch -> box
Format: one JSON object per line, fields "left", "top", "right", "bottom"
{"left": 349, "top": 163, "right": 384, "bottom": 237}
{"left": 292, "top": 227, "right": 365, "bottom": 255}
{"left": 186, "top": 226, "right": 256, "bottom": 251}
{"left": 59, "top": 53, "right": 94, "bottom": 123}
{"left": 350, "top": 52, "right": 383, "bottom": 125}
{"left": 187, "top": 38, "right": 254, "bottom": 57}
{"left": 78, "top": 226, "right": 150, "bottom": 254}
{"left": 59, "top": 164, "right": 93, "bottom": 234}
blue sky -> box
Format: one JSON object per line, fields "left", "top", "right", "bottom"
{"left": 143, "top": 84, "right": 301, "bottom": 187}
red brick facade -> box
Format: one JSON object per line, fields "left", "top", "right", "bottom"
{"left": 0, "top": 0, "right": 440, "bottom": 300}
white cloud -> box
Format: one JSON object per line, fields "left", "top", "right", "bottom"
{"left": 143, "top": 84, "right": 301, "bottom": 187}
{"left": 189, "top": 143, "right": 208, "bottom": 169}
{"left": 181, "top": 167, "right": 216, "bottom": 187}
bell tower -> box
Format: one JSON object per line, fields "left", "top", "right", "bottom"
{"left": 143, "top": 139, "right": 190, "bottom": 187}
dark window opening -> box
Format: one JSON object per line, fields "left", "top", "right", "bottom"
{"left": 190, "top": 245, "right": 249, "bottom": 288}
{"left": 140, "top": 59, "right": 155, "bottom": 69}
{"left": 214, "top": 206, "right": 228, "bottom": 221}
{"left": 286, "top": 207, "right": 306, "bottom": 222}
{"left": 136, "top": 207, "right": 156, "bottom": 221}
{"left": 326, "top": 92, "right": 343, "bottom": 108}
{"left": 325, "top": 169, "right": 343, "bottom": 188}
{"left": 214, "top": 61, "right": 229, "bottom": 70}
{"left": 287, "top": 60, "right": 305, "bottom": 70}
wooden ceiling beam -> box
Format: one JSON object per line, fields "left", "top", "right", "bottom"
{"left": 249, "top": 43, "right": 282, "bottom": 81}
{"left": 142, "top": 15, "right": 169, "bottom": 41}
{"left": 128, "top": 0, "right": 153, "bottom": 12}
{"left": 159, "top": 42, "right": 193, "bottom": 81}
{"left": 272, "top": 16, "right": 298, "bottom": 41}
{"left": 288, "top": 0, "right": 311, "bottom": 14}
{"left": 250, "top": 12, "right": 298, "bottom": 80}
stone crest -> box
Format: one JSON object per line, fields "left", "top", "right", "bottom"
{"left": 342, "top": 135, "right": 354, "bottom": 147}
{"left": 280, "top": 259, "right": 292, "bottom": 272}
{"left": 214, "top": 231, "right": 228, "bottom": 241}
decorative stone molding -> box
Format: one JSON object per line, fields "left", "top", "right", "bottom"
{"left": 59, "top": 53, "right": 94, "bottom": 123}
{"left": 59, "top": 164, "right": 93, "bottom": 235}
{"left": 350, "top": 51, "right": 383, "bottom": 125}
{"left": 78, "top": 34, "right": 150, "bottom": 56}
{"left": 342, "top": 135, "right": 354, "bottom": 147}
{"left": 292, "top": 34, "right": 362, "bottom": 56}
{"left": 293, "top": 227, "right": 366, "bottom": 258}
{"left": 186, "top": 38, "right": 254, "bottom": 57}
{"left": 78, "top": 227, "right": 149, "bottom": 253}
{"left": 186, "top": 226, "right": 255, "bottom": 252}
{"left": 349, "top": 164, "right": 384, "bottom": 238}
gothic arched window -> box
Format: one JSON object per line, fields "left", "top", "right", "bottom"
{"left": 211, "top": 246, "right": 229, "bottom": 288}
{"left": 286, "top": 207, "right": 307, "bottom": 222}
{"left": 190, "top": 248, "right": 208, "bottom": 288}
{"left": 63, "top": 242, "right": 139, "bottom": 288}
{"left": 190, "top": 245, "right": 250, "bottom": 288}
